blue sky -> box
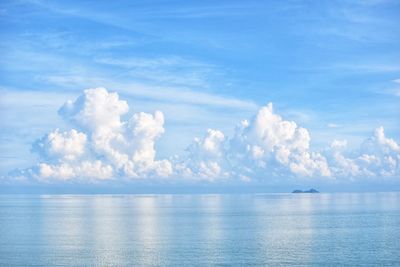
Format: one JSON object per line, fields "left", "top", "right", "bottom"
{"left": 0, "top": 0, "right": 399, "bottom": 189}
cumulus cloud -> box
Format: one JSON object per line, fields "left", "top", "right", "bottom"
{"left": 176, "top": 103, "right": 398, "bottom": 182}
{"left": 33, "top": 129, "right": 87, "bottom": 162}
{"left": 172, "top": 103, "right": 332, "bottom": 182}
{"left": 176, "top": 129, "right": 229, "bottom": 181}
{"left": 17, "top": 87, "right": 172, "bottom": 181}
{"left": 358, "top": 127, "right": 400, "bottom": 177}
{"left": 37, "top": 161, "right": 113, "bottom": 181}
{"left": 59, "top": 87, "right": 129, "bottom": 133}
{"left": 5, "top": 88, "right": 400, "bottom": 184}
{"left": 327, "top": 127, "right": 400, "bottom": 178}
{"left": 188, "top": 103, "right": 332, "bottom": 181}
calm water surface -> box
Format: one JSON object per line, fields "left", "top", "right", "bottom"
{"left": 0, "top": 193, "right": 399, "bottom": 266}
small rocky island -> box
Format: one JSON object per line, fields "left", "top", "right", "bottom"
{"left": 292, "top": 188, "right": 319, "bottom": 193}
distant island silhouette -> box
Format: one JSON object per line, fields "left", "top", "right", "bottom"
{"left": 292, "top": 188, "right": 319, "bottom": 193}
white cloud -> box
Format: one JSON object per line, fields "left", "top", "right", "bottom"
{"left": 363, "top": 126, "right": 400, "bottom": 154}
{"left": 227, "top": 103, "right": 331, "bottom": 179}
{"left": 358, "top": 127, "right": 400, "bottom": 176}
{"left": 326, "top": 140, "right": 361, "bottom": 177}
{"left": 5, "top": 88, "right": 400, "bottom": 184}
{"left": 33, "top": 129, "right": 87, "bottom": 162}
{"left": 176, "top": 129, "right": 229, "bottom": 181}
{"left": 59, "top": 87, "right": 129, "bottom": 133}
{"left": 326, "top": 127, "right": 400, "bottom": 178}
{"left": 176, "top": 103, "right": 398, "bottom": 182}
{"left": 37, "top": 160, "right": 114, "bottom": 181}
{"left": 16, "top": 88, "right": 173, "bottom": 181}
{"left": 174, "top": 103, "right": 332, "bottom": 182}
{"left": 123, "top": 110, "right": 173, "bottom": 178}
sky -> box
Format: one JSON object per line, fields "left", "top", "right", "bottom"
{"left": 0, "top": 0, "right": 399, "bottom": 192}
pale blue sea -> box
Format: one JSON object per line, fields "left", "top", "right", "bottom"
{"left": 1, "top": 193, "right": 400, "bottom": 266}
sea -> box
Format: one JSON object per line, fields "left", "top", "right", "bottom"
{"left": 0, "top": 193, "right": 399, "bottom": 266}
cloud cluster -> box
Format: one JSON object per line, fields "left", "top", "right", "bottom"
{"left": 27, "top": 88, "right": 172, "bottom": 181}
{"left": 185, "top": 104, "right": 399, "bottom": 182}
{"left": 176, "top": 104, "right": 399, "bottom": 182}
{"left": 227, "top": 103, "right": 331, "bottom": 179}
{"left": 176, "top": 129, "right": 229, "bottom": 181}
{"left": 327, "top": 127, "right": 400, "bottom": 178}
{"left": 7, "top": 88, "right": 400, "bottom": 183}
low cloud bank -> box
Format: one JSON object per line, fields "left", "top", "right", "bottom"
{"left": 5, "top": 88, "right": 400, "bottom": 184}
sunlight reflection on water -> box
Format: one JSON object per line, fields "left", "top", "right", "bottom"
{"left": 0, "top": 193, "right": 399, "bottom": 266}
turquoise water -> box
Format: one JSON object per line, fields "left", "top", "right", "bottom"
{"left": 0, "top": 193, "right": 399, "bottom": 266}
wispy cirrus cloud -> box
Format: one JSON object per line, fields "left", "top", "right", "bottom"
{"left": 327, "top": 123, "right": 341, "bottom": 128}
{"left": 38, "top": 73, "right": 257, "bottom": 110}
{"left": 94, "top": 56, "right": 219, "bottom": 88}
{"left": 387, "top": 79, "right": 400, "bottom": 97}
